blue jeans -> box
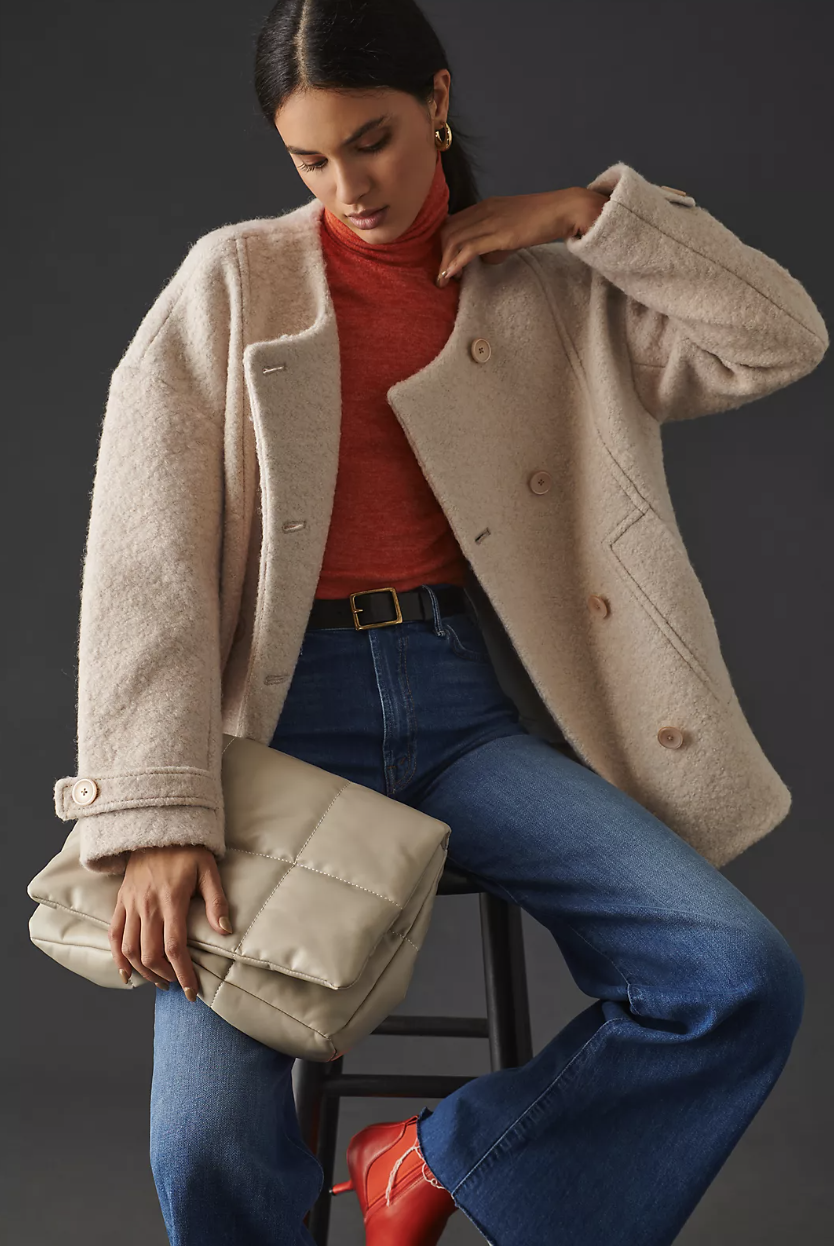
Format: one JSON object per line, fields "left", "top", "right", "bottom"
{"left": 150, "top": 583, "right": 804, "bottom": 1246}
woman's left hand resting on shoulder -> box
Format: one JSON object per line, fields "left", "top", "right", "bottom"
{"left": 436, "top": 187, "right": 611, "bottom": 286}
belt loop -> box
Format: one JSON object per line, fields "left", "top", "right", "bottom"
{"left": 421, "top": 584, "right": 446, "bottom": 637}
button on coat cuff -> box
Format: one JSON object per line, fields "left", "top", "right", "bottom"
{"left": 53, "top": 766, "right": 220, "bottom": 820}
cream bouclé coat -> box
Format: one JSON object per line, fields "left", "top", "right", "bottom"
{"left": 52, "top": 161, "right": 828, "bottom": 875}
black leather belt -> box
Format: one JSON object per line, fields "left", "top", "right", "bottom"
{"left": 307, "top": 584, "right": 470, "bottom": 631}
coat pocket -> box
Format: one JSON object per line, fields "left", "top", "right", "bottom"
{"left": 605, "top": 507, "right": 735, "bottom": 707}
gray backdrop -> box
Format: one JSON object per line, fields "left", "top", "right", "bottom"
{"left": 3, "top": 2, "right": 831, "bottom": 1243}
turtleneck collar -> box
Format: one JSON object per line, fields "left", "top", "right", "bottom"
{"left": 321, "top": 150, "right": 450, "bottom": 267}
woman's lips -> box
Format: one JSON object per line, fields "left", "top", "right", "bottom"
{"left": 346, "top": 206, "right": 388, "bottom": 229}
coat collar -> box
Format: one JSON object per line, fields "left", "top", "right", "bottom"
{"left": 242, "top": 193, "right": 503, "bottom": 402}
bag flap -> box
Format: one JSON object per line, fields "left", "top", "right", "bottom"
{"left": 209, "top": 735, "right": 450, "bottom": 989}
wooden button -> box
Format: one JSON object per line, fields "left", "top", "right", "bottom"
{"left": 657, "top": 727, "right": 684, "bottom": 749}
{"left": 528, "top": 470, "right": 552, "bottom": 495}
{"left": 71, "top": 778, "right": 99, "bottom": 806}
{"left": 470, "top": 338, "right": 491, "bottom": 363}
{"left": 587, "top": 594, "right": 609, "bottom": 617}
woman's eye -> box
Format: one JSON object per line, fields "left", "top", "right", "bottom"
{"left": 297, "top": 136, "right": 388, "bottom": 174}
{"left": 359, "top": 137, "right": 388, "bottom": 154}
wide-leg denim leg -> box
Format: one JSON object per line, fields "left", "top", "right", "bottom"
{"left": 150, "top": 982, "right": 324, "bottom": 1245}
{"left": 149, "top": 579, "right": 804, "bottom": 1246}
{"left": 407, "top": 731, "right": 805, "bottom": 1246}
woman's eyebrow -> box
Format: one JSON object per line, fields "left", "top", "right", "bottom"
{"left": 285, "top": 113, "right": 393, "bottom": 156}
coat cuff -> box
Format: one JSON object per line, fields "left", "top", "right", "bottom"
{"left": 585, "top": 161, "right": 696, "bottom": 209}
{"left": 568, "top": 161, "right": 697, "bottom": 252}
{"left": 76, "top": 804, "right": 225, "bottom": 876}
{"left": 565, "top": 160, "right": 829, "bottom": 356}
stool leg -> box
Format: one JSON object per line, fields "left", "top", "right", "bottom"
{"left": 479, "top": 892, "right": 518, "bottom": 1069}
{"left": 479, "top": 892, "right": 533, "bottom": 1069}
{"left": 294, "top": 1057, "right": 343, "bottom": 1245}
{"left": 307, "top": 1089, "right": 341, "bottom": 1244}
{"left": 506, "top": 901, "right": 534, "bottom": 1064}
{"left": 293, "top": 1057, "right": 325, "bottom": 1151}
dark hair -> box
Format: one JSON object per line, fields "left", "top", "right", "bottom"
{"left": 253, "top": 0, "right": 482, "bottom": 214}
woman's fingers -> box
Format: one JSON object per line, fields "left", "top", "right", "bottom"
{"left": 197, "top": 854, "right": 234, "bottom": 938}
{"left": 108, "top": 846, "right": 226, "bottom": 1001}
{"left": 141, "top": 907, "right": 177, "bottom": 987}
{"left": 436, "top": 233, "right": 489, "bottom": 285}
{"left": 108, "top": 899, "right": 133, "bottom": 985}
{"left": 121, "top": 905, "right": 169, "bottom": 990}
{"left": 436, "top": 188, "right": 610, "bottom": 285}
{"left": 161, "top": 907, "right": 200, "bottom": 1001}
{"left": 120, "top": 905, "right": 150, "bottom": 984}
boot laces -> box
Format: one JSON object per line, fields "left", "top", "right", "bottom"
{"left": 384, "top": 1139, "right": 447, "bottom": 1205}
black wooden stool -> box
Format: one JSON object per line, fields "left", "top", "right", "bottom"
{"left": 293, "top": 862, "right": 534, "bottom": 1244}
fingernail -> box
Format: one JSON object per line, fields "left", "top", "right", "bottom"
{"left": 219, "top": 915, "right": 233, "bottom": 933}
{"left": 155, "top": 980, "right": 170, "bottom": 991}
{"left": 119, "top": 968, "right": 131, "bottom": 985}
{"left": 436, "top": 270, "right": 447, "bottom": 286}
{"left": 184, "top": 987, "right": 197, "bottom": 1003}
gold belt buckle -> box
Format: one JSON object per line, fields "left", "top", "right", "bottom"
{"left": 350, "top": 586, "right": 403, "bottom": 630}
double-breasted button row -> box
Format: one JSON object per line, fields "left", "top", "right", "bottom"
{"left": 262, "top": 337, "right": 687, "bottom": 754}
{"left": 71, "top": 778, "right": 99, "bottom": 806}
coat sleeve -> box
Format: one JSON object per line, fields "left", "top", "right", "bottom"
{"left": 550, "top": 162, "right": 828, "bottom": 423}
{"left": 53, "top": 363, "right": 225, "bottom": 877}
{"left": 50, "top": 225, "right": 241, "bottom": 876}
{"left": 52, "top": 362, "right": 227, "bottom": 876}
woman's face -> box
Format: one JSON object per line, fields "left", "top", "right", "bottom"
{"left": 273, "top": 71, "right": 451, "bottom": 244}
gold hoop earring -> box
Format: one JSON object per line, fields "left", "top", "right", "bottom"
{"left": 434, "top": 121, "right": 453, "bottom": 151}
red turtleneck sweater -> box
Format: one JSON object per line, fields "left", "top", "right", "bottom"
{"left": 315, "top": 151, "right": 468, "bottom": 599}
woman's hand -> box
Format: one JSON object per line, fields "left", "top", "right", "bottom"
{"left": 109, "top": 844, "right": 233, "bottom": 1002}
{"left": 436, "top": 187, "right": 611, "bottom": 286}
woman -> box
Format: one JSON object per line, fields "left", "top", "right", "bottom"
{"left": 53, "top": 1, "right": 828, "bottom": 1244}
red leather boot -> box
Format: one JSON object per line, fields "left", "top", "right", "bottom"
{"left": 330, "top": 1113, "right": 458, "bottom": 1244}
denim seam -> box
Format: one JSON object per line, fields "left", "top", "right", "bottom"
{"left": 391, "top": 632, "right": 418, "bottom": 792}
{"left": 445, "top": 619, "right": 491, "bottom": 663}
{"left": 368, "top": 630, "right": 397, "bottom": 798}
{"left": 450, "top": 1016, "right": 621, "bottom": 1196}
{"left": 422, "top": 583, "right": 447, "bottom": 636}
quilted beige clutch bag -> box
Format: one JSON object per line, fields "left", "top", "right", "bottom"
{"left": 27, "top": 734, "right": 451, "bottom": 1062}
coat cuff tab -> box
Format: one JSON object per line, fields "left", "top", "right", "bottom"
{"left": 53, "top": 766, "right": 220, "bottom": 820}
